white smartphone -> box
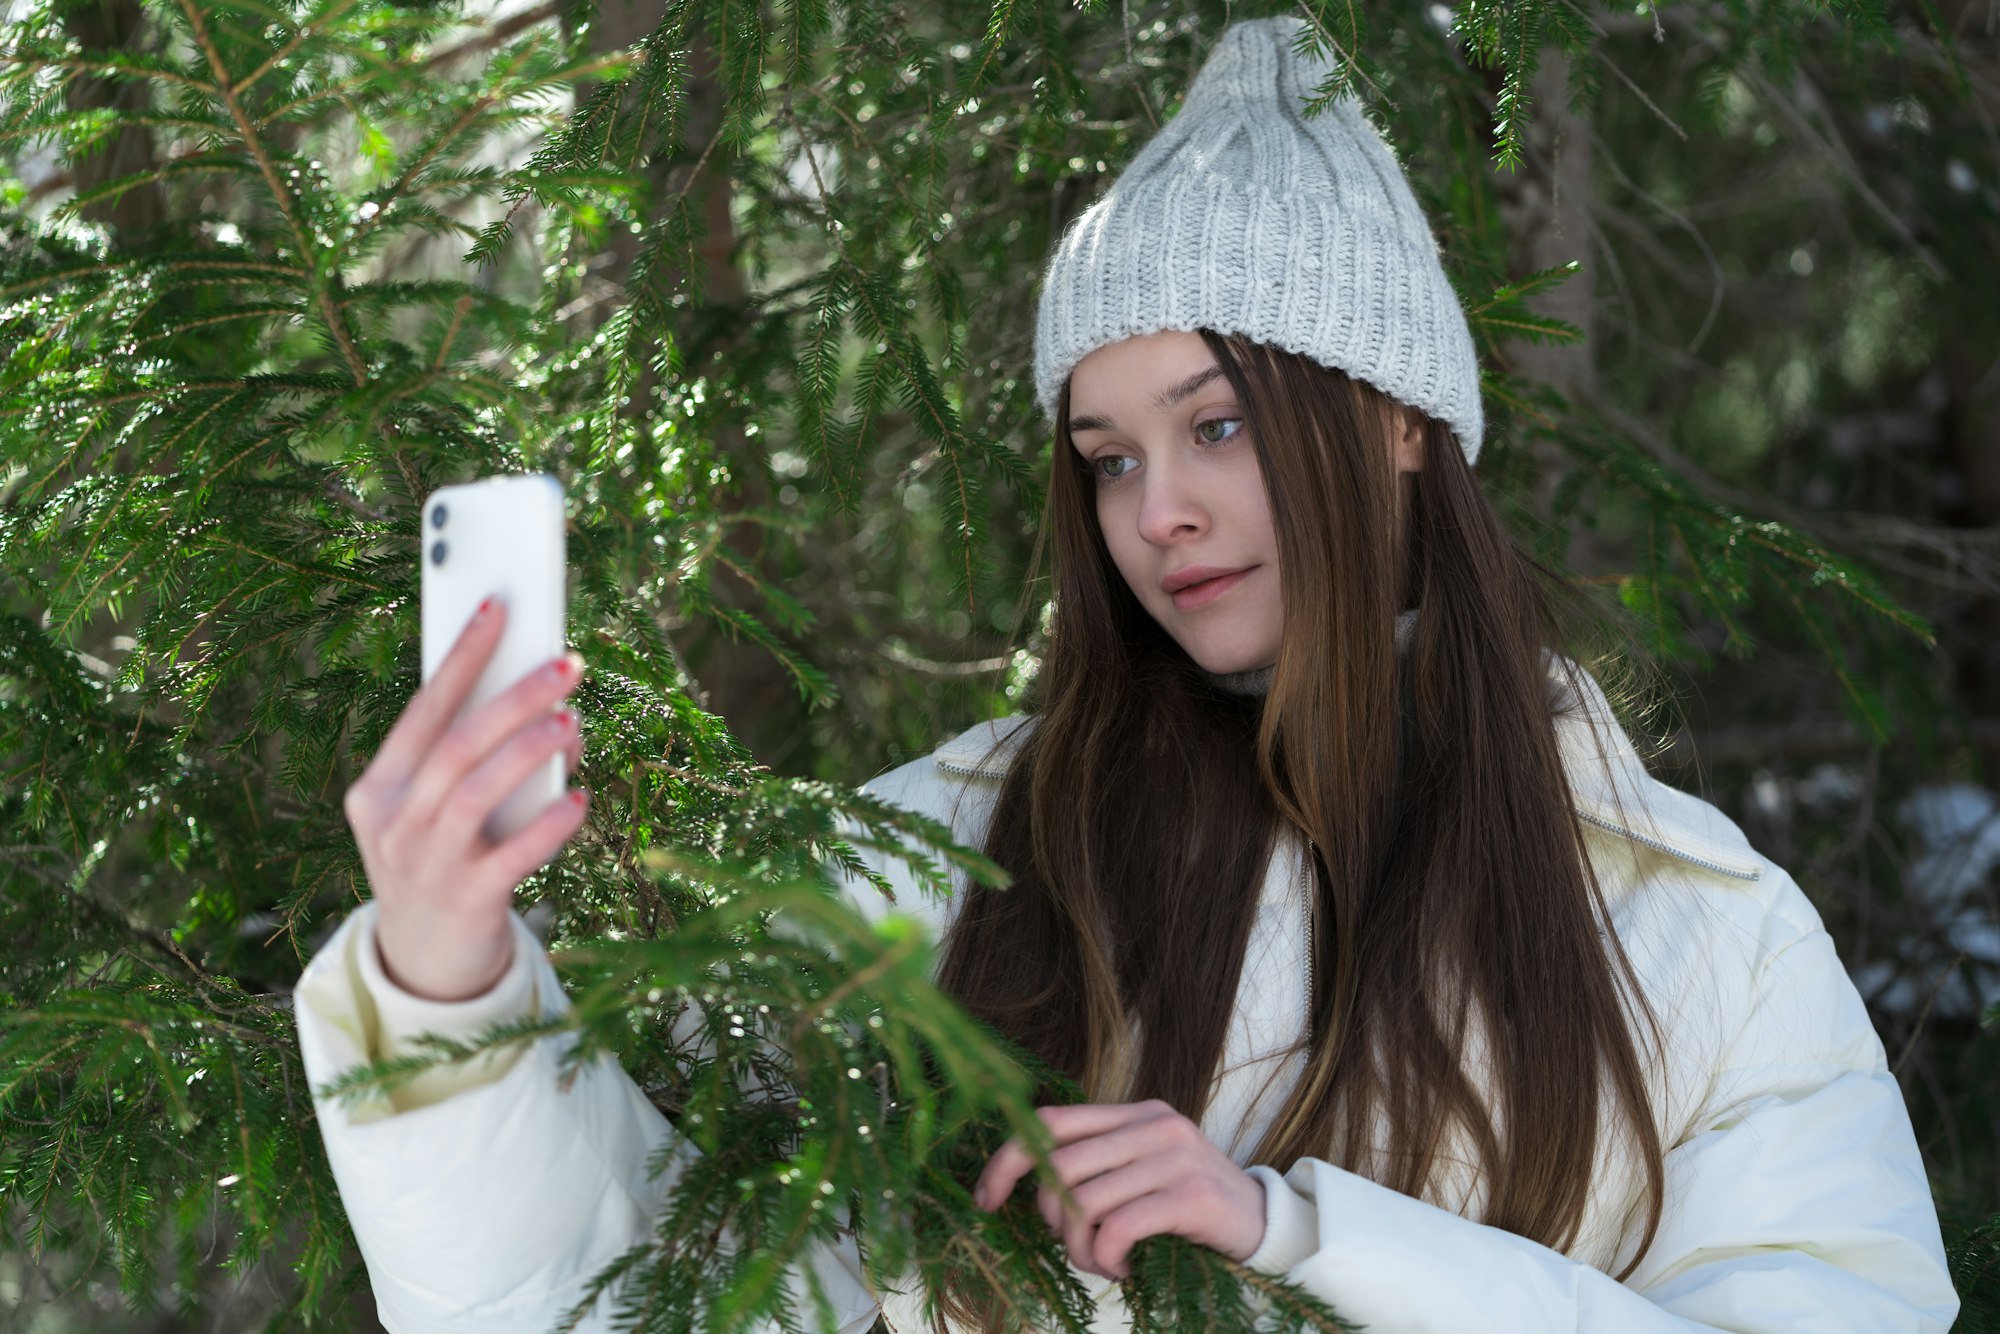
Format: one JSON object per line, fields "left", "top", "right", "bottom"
{"left": 420, "top": 472, "right": 568, "bottom": 844}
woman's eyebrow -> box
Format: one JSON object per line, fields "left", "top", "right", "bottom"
{"left": 1068, "top": 365, "right": 1226, "bottom": 433}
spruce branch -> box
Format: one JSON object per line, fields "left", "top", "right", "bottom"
{"left": 174, "top": 0, "right": 371, "bottom": 383}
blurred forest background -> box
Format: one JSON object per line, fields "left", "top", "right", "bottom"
{"left": 0, "top": 0, "right": 1996, "bottom": 1327}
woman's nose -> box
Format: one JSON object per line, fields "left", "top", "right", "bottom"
{"left": 1134, "top": 464, "right": 1209, "bottom": 545}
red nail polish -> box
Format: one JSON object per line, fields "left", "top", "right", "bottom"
{"left": 476, "top": 596, "right": 494, "bottom": 616}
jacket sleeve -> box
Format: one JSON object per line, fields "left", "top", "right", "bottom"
{"left": 1234, "top": 866, "right": 1961, "bottom": 1333}
{"left": 292, "top": 900, "right": 884, "bottom": 1334}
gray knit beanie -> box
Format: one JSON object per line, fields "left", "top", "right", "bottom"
{"left": 1032, "top": 15, "right": 1485, "bottom": 464}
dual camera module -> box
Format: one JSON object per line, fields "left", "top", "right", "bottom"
{"left": 428, "top": 501, "right": 448, "bottom": 567}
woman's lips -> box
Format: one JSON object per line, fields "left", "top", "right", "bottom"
{"left": 1169, "top": 567, "right": 1253, "bottom": 612}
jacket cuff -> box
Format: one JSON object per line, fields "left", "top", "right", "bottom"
{"left": 357, "top": 904, "right": 539, "bottom": 1045}
{"left": 1241, "top": 1163, "right": 1321, "bottom": 1276}
{"left": 348, "top": 902, "right": 543, "bottom": 1113}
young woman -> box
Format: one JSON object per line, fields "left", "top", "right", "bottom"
{"left": 293, "top": 16, "right": 1961, "bottom": 1334}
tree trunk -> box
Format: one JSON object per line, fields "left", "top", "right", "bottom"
{"left": 573, "top": 6, "right": 814, "bottom": 769}
{"left": 63, "top": 0, "right": 169, "bottom": 238}
{"left": 1490, "top": 44, "right": 1602, "bottom": 571}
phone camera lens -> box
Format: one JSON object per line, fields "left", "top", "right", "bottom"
{"left": 430, "top": 539, "right": 447, "bottom": 566}
{"left": 430, "top": 502, "right": 448, "bottom": 528}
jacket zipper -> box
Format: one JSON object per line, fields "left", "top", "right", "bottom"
{"left": 1300, "top": 837, "right": 1314, "bottom": 1042}
{"left": 1573, "top": 808, "right": 1763, "bottom": 881}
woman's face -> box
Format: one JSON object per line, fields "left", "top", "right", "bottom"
{"left": 1067, "top": 330, "right": 1423, "bottom": 676}
{"left": 1067, "top": 331, "right": 1283, "bottom": 675}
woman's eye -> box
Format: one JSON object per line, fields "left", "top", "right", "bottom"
{"left": 1197, "top": 416, "right": 1243, "bottom": 445}
{"left": 1091, "top": 421, "right": 1238, "bottom": 482}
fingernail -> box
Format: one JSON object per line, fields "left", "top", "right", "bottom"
{"left": 476, "top": 596, "right": 494, "bottom": 617}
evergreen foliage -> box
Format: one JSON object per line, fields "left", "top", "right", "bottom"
{"left": 0, "top": 0, "right": 1994, "bottom": 1328}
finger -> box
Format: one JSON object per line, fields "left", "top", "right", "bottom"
{"left": 401, "top": 650, "right": 582, "bottom": 835}
{"left": 978, "top": 1127, "right": 1067, "bottom": 1212}
{"left": 975, "top": 1150, "right": 1021, "bottom": 1213}
{"left": 1091, "top": 1185, "right": 1196, "bottom": 1280}
{"left": 1044, "top": 1118, "right": 1181, "bottom": 1204}
{"left": 1028, "top": 1125, "right": 1155, "bottom": 1234}
{"left": 975, "top": 1103, "right": 1158, "bottom": 1210}
{"left": 1045, "top": 1155, "right": 1184, "bottom": 1265}
{"left": 1034, "top": 1170, "right": 1087, "bottom": 1235}
{"left": 366, "top": 597, "right": 508, "bottom": 787}
{"left": 1036, "top": 1101, "right": 1169, "bottom": 1141}
{"left": 1061, "top": 1179, "right": 1105, "bottom": 1277}
{"left": 475, "top": 780, "right": 590, "bottom": 889}
{"left": 433, "top": 707, "right": 579, "bottom": 851}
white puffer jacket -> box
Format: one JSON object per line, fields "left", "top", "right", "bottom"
{"left": 292, "top": 661, "right": 1961, "bottom": 1333}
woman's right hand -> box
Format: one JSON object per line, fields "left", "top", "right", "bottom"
{"left": 342, "top": 596, "right": 590, "bottom": 1002}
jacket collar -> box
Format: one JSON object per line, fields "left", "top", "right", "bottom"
{"left": 927, "top": 658, "right": 1764, "bottom": 883}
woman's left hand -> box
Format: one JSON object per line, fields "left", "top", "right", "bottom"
{"left": 970, "top": 1099, "right": 1267, "bottom": 1281}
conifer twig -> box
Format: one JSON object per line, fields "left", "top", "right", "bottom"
{"left": 175, "top": 0, "right": 370, "bottom": 385}
{"left": 231, "top": 0, "right": 365, "bottom": 97}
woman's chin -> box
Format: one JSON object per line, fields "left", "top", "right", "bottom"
{"left": 1183, "top": 643, "right": 1278, "bottom": 677}
{"left": 1157, "top": 613, "right": 1280, "bottom": 677}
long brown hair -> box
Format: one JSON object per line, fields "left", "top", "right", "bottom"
{"left": 927, "top": 330, "right": 1667, "bottom": 1330}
